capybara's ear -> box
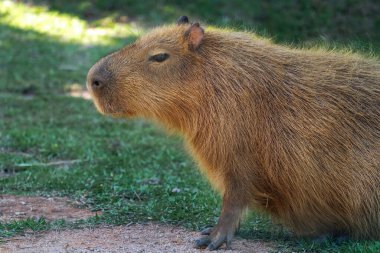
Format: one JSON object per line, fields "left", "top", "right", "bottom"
{"left": 177, "top": 16, "right": 189, "bottom": 25}
{"left": 184, "top": 23, "right": 204, "bottom": 50}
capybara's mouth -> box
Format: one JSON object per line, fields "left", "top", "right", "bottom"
{"left": 93, "top": 97, "right": 136, "bottom": 118}
{"left": 91, "top": 96, "right": 114, "bottom": 115}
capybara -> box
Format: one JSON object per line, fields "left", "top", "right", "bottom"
{"left": 87, "top": 16, "right": 380, "bottom": 250}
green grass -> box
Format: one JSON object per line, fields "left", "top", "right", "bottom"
{"left": 0, "top": 1, "right": 379, "bottom": 252}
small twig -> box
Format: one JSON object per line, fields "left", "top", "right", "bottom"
{"left": 16, "top": 159, "right": 82, "bottom": 167}
{"left": 125, "top": 222, "right": 134, "bottom": 227}
{"left": 133, "top": 191, "right": 142, "bottom": 201}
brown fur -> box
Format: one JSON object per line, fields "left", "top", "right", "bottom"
{"left": 87, "top": 20, "right": 380, "bottom": 247}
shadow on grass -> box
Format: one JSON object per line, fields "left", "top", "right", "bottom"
{"left": 19, "top": 0, "right": 380, "bottom": 50}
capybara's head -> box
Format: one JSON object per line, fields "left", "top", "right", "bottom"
{"left": 87, "top": 16, "right": 204, "bottom": 118}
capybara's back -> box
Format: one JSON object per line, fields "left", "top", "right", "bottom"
{"left": 87, "top": 17, "right": 380, "bottom": 249}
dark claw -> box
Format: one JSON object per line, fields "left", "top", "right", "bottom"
{"left": 207, "top": 243, "right": 217, "bottom": 250}
{"left": 194, "top": 236, "right": 211, "bottom": 248}
{"left": 200, "top": 227, "right": 213, "bottom": 235}
{"left": 206, "top": 235, "right": 226, "bottom": 250}
{"left": 226, "top": 230, "right": 234, "bottom": 249}
{"left": 225, "top": 240, "right": 231, "bottom": 250}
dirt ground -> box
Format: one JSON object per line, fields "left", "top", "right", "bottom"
{"left": 0, "top": 224, "right": 274, "bottom": 253}
{"left": 0, "top": 195, "right": 274, "bottom": 253}
{"left": 0, "top": 195, "right": 99, "bottom": 222}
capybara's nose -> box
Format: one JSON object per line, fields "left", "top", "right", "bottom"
{"left": 91, "top": 78, "right": 103, "bottom": 89}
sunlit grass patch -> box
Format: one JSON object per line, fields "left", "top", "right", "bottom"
{"left": 0, "top": 1, "right": 140, "bottom": 94}
{"left": 0, "top": 0, "right": 142, "bottom": 45}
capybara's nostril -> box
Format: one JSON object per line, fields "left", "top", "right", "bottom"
{"left": 92, "top": 79, "right": 102, "bottom": 88}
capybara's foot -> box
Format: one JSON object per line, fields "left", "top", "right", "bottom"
{"left": 194, "top": 224, "right": 235, "bottom": 250}
{"left": 194, "top": 195, "right": 244, "bottom": 250}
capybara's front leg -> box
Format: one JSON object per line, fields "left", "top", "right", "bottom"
{"left": 194, "top": 193, "right": 245, "bottom": 250}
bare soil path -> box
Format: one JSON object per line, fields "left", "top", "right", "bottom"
{"left": 0, "top": 195, "right": 98, "bottom": 222}
{"left": 0, "top": 195, "right": 274, "bottom": 253}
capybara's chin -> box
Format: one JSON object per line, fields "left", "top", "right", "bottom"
{"left": 91, "top": 97, "right": 111, "bottom": 115}
{"left": 93, "top": 98, "right": 133, "bottom": 118}
{"left": 87, "top": 15, "right": 380, "bottom": 250}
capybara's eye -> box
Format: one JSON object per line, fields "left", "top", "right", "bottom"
{"left": 149, "top": 53, "right": 169, "bottom": 62}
